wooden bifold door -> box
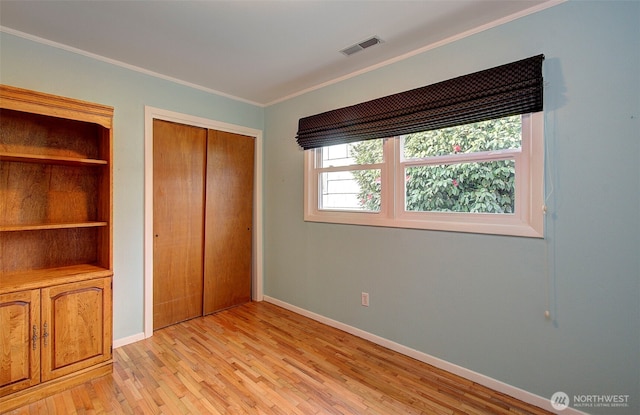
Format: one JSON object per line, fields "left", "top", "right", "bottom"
{"left": 153, "top": 119, "right": 254, "bottom": 330}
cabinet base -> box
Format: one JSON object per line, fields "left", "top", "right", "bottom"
{"left": 0, "top": 361, "right": 112, "bottom": 412}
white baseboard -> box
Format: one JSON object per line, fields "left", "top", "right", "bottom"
{"left": 263, "top": 296, "right": 586, "bottom": 415}
{"left": 113, "top": 332, "right": 146, "bottom": 349}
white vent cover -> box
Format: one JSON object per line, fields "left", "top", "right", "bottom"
{"left": 340, "top": 36, "right": 383, "bottom": 56}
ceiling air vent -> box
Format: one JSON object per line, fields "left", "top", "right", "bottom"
{"left": 340, "top": 36, "right": 383, "bottom": 56}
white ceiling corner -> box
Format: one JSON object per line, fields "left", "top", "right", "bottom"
{"left": 0, "top": 0, "right": 562, "bottom": 106}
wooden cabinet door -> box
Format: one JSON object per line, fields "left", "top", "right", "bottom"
{"left": 0, "top": 290, "right": 40, "bottom": 397}
{"left": 40, "top": 278, "right": 112, "bottom": 382}
{"left": 203, "top": 130, "right": 254, "bottom": 314}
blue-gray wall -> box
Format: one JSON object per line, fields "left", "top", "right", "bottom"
{"left": 1, "top": 1, "right": 638, "bottom": 413}
{"left": 0, "top": 32, "right": 264, "bottom": 341}
{"left": 264, "top": 1, "right": 639, "bottom": 413}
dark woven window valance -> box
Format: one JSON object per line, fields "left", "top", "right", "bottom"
{"left": 296, "top": 54, "right": 544, "bottom": 150}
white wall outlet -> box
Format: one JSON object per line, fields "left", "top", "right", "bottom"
{"left": 361, "top": 292, "right": 370, "bottom": 307}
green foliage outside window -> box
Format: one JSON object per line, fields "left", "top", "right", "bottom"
{"left": 351, "top": 115, "right": 521, "bottom": 213}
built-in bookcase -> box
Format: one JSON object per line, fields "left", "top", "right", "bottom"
{"left": 0, "top": 85, "right": 113, "bottom": 288}
{"left": 0, "top": 84, "right": 113, "bottom": 410}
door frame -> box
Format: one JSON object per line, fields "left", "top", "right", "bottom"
{"left": 143, "top": 106, "right": 264, "bottom": 338}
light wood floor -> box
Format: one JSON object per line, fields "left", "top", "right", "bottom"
{"left": 5, "top": 302, "right": 552, "bottom": 415}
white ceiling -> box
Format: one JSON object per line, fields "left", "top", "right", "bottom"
{"left": 0, "top": 0, "right": 559, "bottom": 106}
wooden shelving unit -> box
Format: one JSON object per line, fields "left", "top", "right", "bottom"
{"left": 0, "top": 84, "right": 114, "bottom": 410}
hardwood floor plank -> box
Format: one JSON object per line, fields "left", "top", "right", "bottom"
{"left": 4, "top": 302, "right": 552, "bottom": 415}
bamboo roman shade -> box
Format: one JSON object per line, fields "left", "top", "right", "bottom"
{"left": 296, "top": 55, "right": 544, "bottom": 150}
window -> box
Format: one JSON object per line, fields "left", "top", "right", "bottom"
{"left": 298, "top": 55, "right": 545, "bottom": 236}
{"left": 304, "top": 113, "right": 544, "bottom": 237}
{"left": 316, "top": 139, "right": 384, "bottom": 211}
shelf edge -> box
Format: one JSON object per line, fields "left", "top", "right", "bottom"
{"left": 0, "top": 222, "right": 109, "bottom": 232}
{"left": 0, "top": 152, "right": 108, "bottom": 166}
{"left": 0, "top": 264, "right": 113, "bottom": 295}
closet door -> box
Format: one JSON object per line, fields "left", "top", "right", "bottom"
{"left": 153, "top": 120, "right": 206, "bottom": 330}
{"left": 203, "top": 130, "right": 254, "bottom": 314}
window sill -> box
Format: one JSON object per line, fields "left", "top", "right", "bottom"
{"left": 304, "top": 210, "right": 544, "bottom": 238}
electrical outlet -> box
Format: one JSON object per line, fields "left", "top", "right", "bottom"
{"left": 361, "top": 292, "right": 370, "bottom": 307}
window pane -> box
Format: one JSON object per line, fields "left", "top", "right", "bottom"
{"left": 320, "top": 169, "right": 381, "bottom": 211}
{"left": 405, "top": 160, "right": 515, "bottom": 213}
{"left": 319, "top": 139, "right": 383, "bottom": 168}
{"left": 402, "top": 115, "right": 521, "bottom": 159}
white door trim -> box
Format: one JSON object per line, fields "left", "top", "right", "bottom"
{"left": 143, "top": 106, "right": 264, "bottom": 339}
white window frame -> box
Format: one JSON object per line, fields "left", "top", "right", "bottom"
{"left": 304, "top": 112, "right": 544, "bottom": 238}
